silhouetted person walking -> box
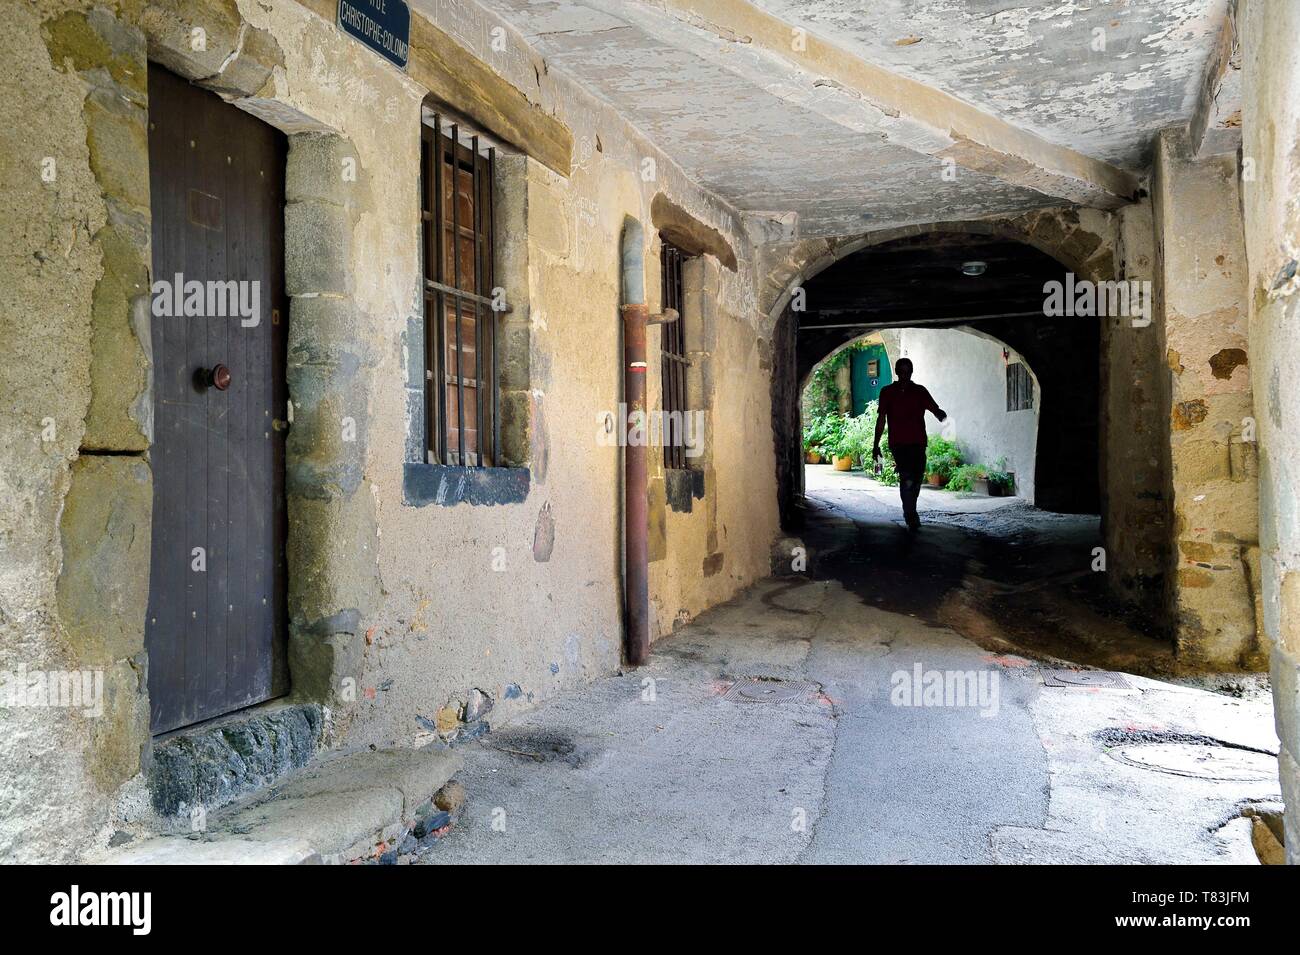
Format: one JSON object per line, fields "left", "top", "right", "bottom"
{"left": 872, "top": 358, "right": 947, "bottom": 531}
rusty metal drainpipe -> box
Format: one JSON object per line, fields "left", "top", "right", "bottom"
{"left": 619, "top": 217, "right": 679, "bottom": 667}
{"left": 620, "top": 217, "right": 650, "bottom": 666}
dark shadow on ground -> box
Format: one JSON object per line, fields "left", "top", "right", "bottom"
{"left": 799, "top": 468, "right": 1204, "bottom": 679}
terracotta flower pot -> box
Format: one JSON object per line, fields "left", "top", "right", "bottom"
{"left": 806, "top": 450, "right": 823, "bottom": 464}
{"left": 832, "top": 454, "right": 853, "bottom": 471}
{"left": 926, "top": 472, "right": 944, "bottom": 487}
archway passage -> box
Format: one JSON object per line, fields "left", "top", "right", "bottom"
{"left": 780, "top": 231, "right": 1102, "bottom": 523}
{"left": 782, "top": 230, "right": 1177, "bottom": 671}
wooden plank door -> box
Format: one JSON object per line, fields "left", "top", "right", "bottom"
{"left": 145, "top": 64, "right": 289, "bottom": 734}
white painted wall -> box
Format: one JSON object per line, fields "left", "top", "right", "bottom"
{"left": 879, "top": 327, "right": 1040, "bottom": 502}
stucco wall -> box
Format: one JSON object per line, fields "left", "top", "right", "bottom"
{"left": 1240, "top": 0, "right": 1300, "bottom": 862}
{"left": 880, "top": 328, "right": 1040, "bottom": 501}
{"left": 1152, "top": 127, "right": 1262, "bottom": 669}
{"left": 0, "top": 0, "right": 779, "bottom": 861}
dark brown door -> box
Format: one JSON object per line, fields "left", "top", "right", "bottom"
{"left": 145, "top": 64, "right": 289, "bottom": 734}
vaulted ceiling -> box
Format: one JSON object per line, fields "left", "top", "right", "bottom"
{"left": 470, "top": 0, "right": 1235, "bottom": 238}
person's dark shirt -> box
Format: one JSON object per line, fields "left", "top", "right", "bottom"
{"left": 878, "top": 381, "right": 941, "bottom": 445}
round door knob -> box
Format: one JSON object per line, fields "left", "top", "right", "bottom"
{"left": 208, "top": 364, "right": 232, "bottom": 391}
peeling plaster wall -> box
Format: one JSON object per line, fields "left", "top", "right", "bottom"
{"left": 473, "top": 0, "right": 1066, "bottom": 236}
{"left": 475, "top": 0, "right": 1224, "bottom": 235}
{"left": 1240, "top": 0, "right": 1300, "bottom": 863}
{"left": 349, "top": 0, "right": 778, "bottom": 743}
{"left": 752, "top": 0, "right": 1227, "bottom": 172}
{"left": 0, "top": 0, "right": 778, "bottom": 861}
{"left": 1152, "top": 127, "right": 1261, "bottom": 669}
{"left": 645, "top": 253, "right": 775, "bottom": 638}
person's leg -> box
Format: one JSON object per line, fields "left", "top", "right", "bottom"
{"left": 891, "top": 444, "right": 924, "bottom": 528}
{"left": 905, "top": 470, "right": 922, "bottom": 517}
{"left": 906, "top": 450, "right": 923, "bottom": 511}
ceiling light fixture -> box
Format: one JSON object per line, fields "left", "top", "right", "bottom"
{"left": 961, "top": 260, "right": 987, "bottom": 276}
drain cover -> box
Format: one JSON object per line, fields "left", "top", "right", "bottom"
{"left": 723, "top": 677, "right": 816, "bottom": 703}
{"left": 1108, "top": 742, "right": 1277, "bottom": 782}
{"left": 1042, "top": 669, "right": 1130, "bottom": 689}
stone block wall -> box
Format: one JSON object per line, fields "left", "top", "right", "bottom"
{"left": 1241, "top": 0, "right": 1300, "bottom": 863}
{"left": 1152, "top": 128, "right": 1262, "bottom": 669}
{"left": 1, "top": 1, "right": 156, "bottom": 864}
{"left": 0, "top": 0, "right": 781, "bottom": 860}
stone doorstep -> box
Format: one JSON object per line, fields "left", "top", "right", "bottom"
{"left": 106, "top": 746, "right": 463, "bottom": 865}
{"left": 148, "top": 701, "right": 326, "bottom": 819}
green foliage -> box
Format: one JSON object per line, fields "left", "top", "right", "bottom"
{"left": 946, "top": 457, "right": 1015, "bottom": 494}
{"left": 802, "top": 410, "right": 848, "bottom": 457}
{"left": 986, "top": 458, "right": 1014, "bottom": 494}
{"left": 875, "top": 450, "right": 899, "bottom": 486}
{"left": 946, "top": 463, "right": 988, "bottom": 492}
{"left": 801, "top": 341, "right": 870, "bottom": 420}
{"left": 802, "top": 371, "right": 839, "bottom": 422}
{"left": 839, "top": 411, "right": 877, "bottom": 464}
{"left": 801, "top": 413, "right": 829, "bottom": 453}
{"left": 847, "top": 399, "right": 898, "bottom": 485}
{"left": 924, "top": 435, "right": 963, "bottom": 484}
{"left": 803, "top": 392, "right": 912, "bottom": 488}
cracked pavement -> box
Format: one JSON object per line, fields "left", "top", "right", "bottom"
{"left": 428, "top": 470, "right": 1280, "bottom": 864}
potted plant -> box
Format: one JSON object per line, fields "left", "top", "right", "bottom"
{"left": 815, "top": 413, "right": 852, "bottom": 470}
{"left": 947, "top": 463, "right": 989, "bottom": 495}
{"left": 843, "top": 401, "right": 900, "bottom": 484}
{"left": 801, "top": 413, "right": 832, "bottom": 463}
{"left": 986, "top": 460, "right": 1014, "bottom": 496}
{"left": 924, "top": 435, "right": 962, "bottom": 487}
{"left": 839, "top": 412, "right": 876, "bottom": 472}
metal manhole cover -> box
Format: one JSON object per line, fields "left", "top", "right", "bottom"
{"left": 1107, "top": 742, "right": 1277, "bottom": 782}
{"left": 1042, "top": 669, "right": 1130, "bottom": 689}
{"left": 723, "top": 677, "right": 816, "bottom": 703}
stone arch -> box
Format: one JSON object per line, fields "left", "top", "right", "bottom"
{"left": 768, "top": 211, "right": 1118, "bottom": 528}
{"left": 799, "top": 324, "right": 1047, "bottom": 503}
{"left": 760, "top": 209, "right": 1118, "bottom": 332}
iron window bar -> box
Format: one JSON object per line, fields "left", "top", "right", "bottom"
{"left": 423, "top": 113, "right": 499, "bottom": 467}
{"left": 660, "top": 241, "right": 690, "bottom": 470}
{"left": 423, "top": 278, "right": 510, "bottom": 311}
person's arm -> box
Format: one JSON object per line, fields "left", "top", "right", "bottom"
{"left": 872, "top": 393, "right": 887, "bottom": 459}
{"left": 923, "top": 386, "right": 947, "bottom": 422}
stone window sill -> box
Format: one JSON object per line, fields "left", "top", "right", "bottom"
{"left": 665, "top": 466, "right": 707, "bottom": 513}
{"left": 403, "top": 462, "right": 530, "bottom": 507}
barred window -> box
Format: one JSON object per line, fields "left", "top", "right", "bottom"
{"left": 1006, "top": 361, "right": 1033, "bottom": 412}
{"left": 660, "top": 241, "right": 691, "bottom": 470}
{"left": 421, "top": 116, "right": 499, "bottom": 466}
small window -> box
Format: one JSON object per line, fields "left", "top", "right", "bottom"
{"left": 421, "top": 116, "right": 499, "bottom": 466}
{"left": 1007, "top": 361, "right": 1033, "bottom": 412}
{"left": 660, "top": 241, "right": 691, "bottom": 470}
